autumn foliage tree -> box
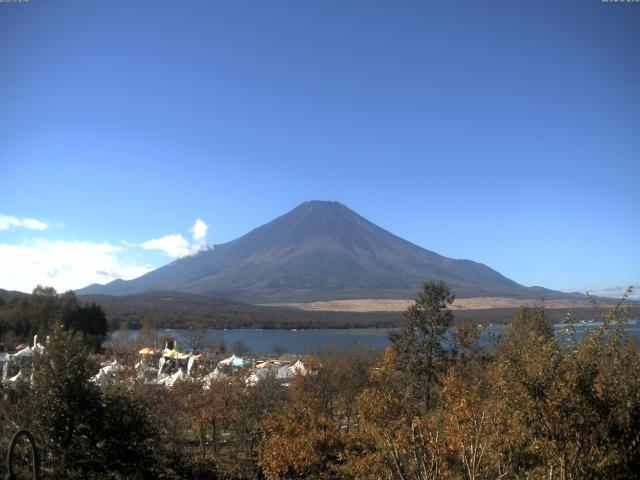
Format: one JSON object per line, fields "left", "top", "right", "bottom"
{"left": 339, "top": 282, "right": 456, "bottom": 479}
{"left": 489, "top": 298, "right": 640, "bottom": 479}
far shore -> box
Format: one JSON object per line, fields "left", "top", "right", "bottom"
{"left": 264, "top": 296, "right": 621, "bottom": 313}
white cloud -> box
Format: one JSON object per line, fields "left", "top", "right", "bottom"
{"left": 586, "top": 285, "right": 639, "bottom": 300}
{"left": 140, "top": 234, "right": 193, "bottom": 259}
{"left": 0, "top": 214, "right": 48, "bottom": 231}
{"left": 0, "top": 217, "right": 211, "bottom": 292}
{"left": 190, "top": 219, "right": 208, "bottom": 244}
{"left": 0, "top": 239, "right": 152, "bottom": 293}
{"left": 141, "top": 219, "right": 211, "bottom": 258}
{"left": 563, "top": 285, "right": 639, "bottom": 300}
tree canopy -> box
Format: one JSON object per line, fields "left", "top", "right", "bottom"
{"left": 0, "top": 286, "right": 108, "bottom": 351}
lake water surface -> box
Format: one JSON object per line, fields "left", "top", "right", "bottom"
{"left": 109, "top": 322, "right": 640, "bottom": 355}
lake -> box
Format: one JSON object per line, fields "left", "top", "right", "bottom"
{"left": 109, "top": 321, "right": 640, "bottom": 355}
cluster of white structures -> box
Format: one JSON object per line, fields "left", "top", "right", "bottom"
{"left": 0, "top": 335, "right": 45, "bottom": 383}
{"left": 1, "top": 336, "right": 308, "bottom": 389}
{"left": 92, "top": 349, "right": 308, "bottom": 388}
{"left": 118, "top": 343, "right": 307, "bottom": 387}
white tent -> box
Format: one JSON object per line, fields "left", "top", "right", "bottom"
{"left": 157, "top": 356, "right": 166, "bottom": 379}
{"left": 245, "top": 372, "right": 260, "bottom": 387}
{"left": 201, "top": 368, "right": 228, "bottom": 389}
{"left": 100, "top": 361, "right": 124, "bottom": 376}
{"left": 32, "top": 335, "right": 45, "bottom": 353}
{"left": 187, "top": 356, "right": 195, "bottom": 376}
{"left": 91, "top": 359, "right": 124, "bottom": 384}
{"left": 202, "top": 367, "right": 227, "bottom": 381}
{"left": 245, "top": 368, "right": 272, "bottom": 386}
{"left": 289, "top": 360, "right": 307, "bottom": 376}
{"left": 135, "top": 360, "right": 156, "bottom": 381}
{"left": 91, "top": 369, "right": 114, "bottom": 385}
{"left": 276, "top": 365, "right": 292, "bottom": 379}
{"left": 13, "top": 347, "right": 33, "bottom": 359}
{"left": 164, "top": 368, "right": 190, "bottom": 388}
{"left": 219, "top": 354, "right": 245, "bottom": 367}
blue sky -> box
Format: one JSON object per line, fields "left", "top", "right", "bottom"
{"left": 0, "top": 0, "right": 638, "bottom": 297}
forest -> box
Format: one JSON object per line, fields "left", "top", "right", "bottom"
{"left": 0, "top": 281, "right": 638, "bottom": 479}
{"left": 3, "top": 287, "right": 632, "bottom": 335}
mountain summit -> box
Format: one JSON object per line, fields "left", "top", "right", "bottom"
{"left": 78, "top": 201, "right": 561, "bottom": 302}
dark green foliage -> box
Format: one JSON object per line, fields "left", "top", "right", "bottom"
{"left": 388, "top": 280, "right": 454, "bottom": 407}
{"left": 59, "top": 292, "right": 108, "bottom": 352}
{"left": 26, "top": 328, "right": 161, "bottom": 479}
{"left": 97, "top": 387, "right": 158, "bottom": 479}
{"left": 1, "top": 285, "right": 58, "bottom": 341}
{"left": 28, "top": 327, "right": 104, "bottom": 479}
{"left": 0, "top": 286, "right": 108, "bottom": 351}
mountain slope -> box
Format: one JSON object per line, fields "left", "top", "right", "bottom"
{"left": 0, "top": 288, "right": 29, "bottom": 303}
{"left": 77, "top": 201, "right": 566, "bottom": 302}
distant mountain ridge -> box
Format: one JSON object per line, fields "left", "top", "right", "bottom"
{"left": 77, "top": 201, "right": 574, "bottom": 302}
{"left": 0, "top": 288, "right": 29, "bottom": 303}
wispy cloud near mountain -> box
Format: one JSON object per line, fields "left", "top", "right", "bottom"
{"left": 140, "top": 219, "right": 211, "bottom": 259}
{"left": 190, "top": 219, "right": 208, "bottom": 245}
{"left": 140, "top": 234, "right": 193, "bottom": 259}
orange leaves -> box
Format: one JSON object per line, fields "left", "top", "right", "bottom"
{"left": 259, "top": 409, "right": 347, "bottom": 479}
